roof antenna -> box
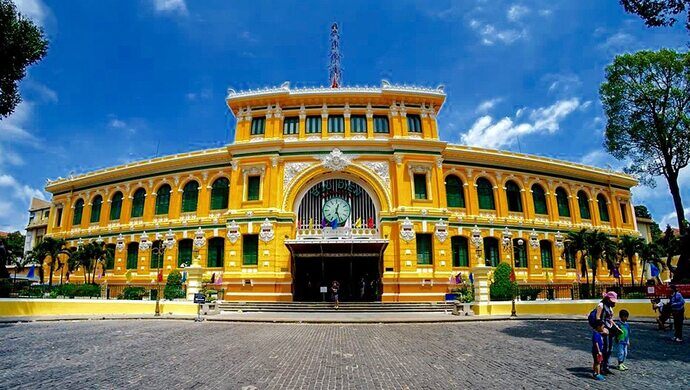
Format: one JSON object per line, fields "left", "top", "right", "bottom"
{"left": 329, "top": 22, "right": 342, "bottom": 88}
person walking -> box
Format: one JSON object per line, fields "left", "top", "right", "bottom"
{"left": 595, "top": 291, "right": 622, "bottom": 374}
{"left": 331, "top": 280, "right": 340, "bottom": 309}
{"left": 669, "top": 284, "right": 686, "bottom": 342}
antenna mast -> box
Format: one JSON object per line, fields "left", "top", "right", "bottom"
{"left": 329, "top": 23, "right": 342, "bottom": 88}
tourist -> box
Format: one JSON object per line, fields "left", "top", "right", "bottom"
{"left": 359, "top": 276, "right": 366, "bottom": 301}
{"left": 669, "top": 284, "right": 686, "bottom": 342}
{"left": 591, "top": 319, "right": 606, "bottom": 381}
{"left": 652, "top": 298, "right": 672, "bottom": 330}
{"left": 616, "top": 309, "right": 631, "bottom": 371}
{"left": 595, "top": 291, "right": 621, "bottom": 374}
{"left": 331, "top": 280, "right": 340, "bottom": 309}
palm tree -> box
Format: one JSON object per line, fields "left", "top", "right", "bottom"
{"left": 638, "top": 241, "right": 663, "bottom": 284}
{"left": 10, "top": 254, "right": 32, "bottom": 286}
{"left": 617, "top": 235, "right": 644, "bottom": 286}
{"left": 586, "top": 230, "right": 618, "bottom": 297}
{"left": 34, "top": 237, "right": 70, "bottom": 286}
{"left": 563, "top": 229, "right": 589, "bottom": 286}
{"left": 67, "top": 242, "right": 111, "bottom": 284}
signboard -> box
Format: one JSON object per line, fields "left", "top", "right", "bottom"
{"left": 645, "top": 284, "right": 690, "bottom": 298}
{"left": 193, "top": 292, "right": 206, "bottom": 304}
{"left": 320, "top": 286, "right": 328, "bottom": 293}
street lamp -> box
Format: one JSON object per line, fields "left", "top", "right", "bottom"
{"left": 502, "top": 228, "right": 517, "bottom": 317}
{"left": 151, "top": 229, "right": 176, "bottom": 316}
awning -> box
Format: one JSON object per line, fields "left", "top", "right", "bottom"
{"left": 285, "top": 239, "right": 388, "bottom": 259}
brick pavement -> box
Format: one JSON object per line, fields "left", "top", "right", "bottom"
{"left": 0, "top": 320, "right": 687, "bottom": 389}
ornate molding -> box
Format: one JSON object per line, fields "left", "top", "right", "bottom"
{"left": 283, "top": 162, "right": 316, "bottom": 190}
{"left": 434, "top": 219, "right": 448, "bottom": 243}
{"left": 317, "top": 149, "right": 357, "bottom": 172}
{"left": 400, "top": 217, "right": 415, "bottom": 242}
{"left": 242, "top": 165, "right": 266, "bottom": 176}
{"left": 259, "top": 218, "right": 274, "bottom": 243}
{"left": 360, "top": 161, "right": 390, "bottom": 187}
{"left": 226, "top": 220, "right": 240, "bottom": 243}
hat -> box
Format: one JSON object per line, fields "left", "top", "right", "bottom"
{"left": 603, "top": 291, "right": 618, "bottom": 303}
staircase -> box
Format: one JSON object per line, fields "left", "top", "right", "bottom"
{"left": 217, "top": 301, "right": 455, "bottom": 313}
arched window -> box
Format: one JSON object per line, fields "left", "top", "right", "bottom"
{"left": 155, "top": 184, "right": 171, "bottom": 215}
{"left": 210, "top": 178, "right": 230, "bottom": 210}
{"left": 451, "top": 236, "right": 469, "bottom": 267}
{"left": 178, "top": 239, "right": 193, "bottom": 267}
{"left": 445, "top": 175, "right": 465, "bottom": 208}
{"left": 131, "top": 188, "right": 146, "bottom": 218}
{"left": 110, "top": 192, "right": 123, "bottom": 220}
{"left": 208, "top": 237, "right": 225, "bottom": 268}
{"left": 72, "top": 199, "right": 84, "bottom": 225}
{"left": 577, "top": 190, "right": 591, "bottom": 220}
{"left": 513, "top": 238, "right": 527, "bottom": 268}
{"left": 126, "top": 242, "right": 138, "bottom": 270}
{"left": 505, "top": 181, "right": 523, "bottom": 212}
{"left": 181, "top": 181, "right": 199, "bottom": 213}
{"left": 555, "top": 187, "right": 570, "bottom": 217}
{"left": 597, "top": 194, "right": 610, "bottom": 222}
{"left": 476, "top": 178, "right": 495, "bottom": 210}
{"left": 565, "top": 250, "right": 576, "bottom": 269}
{"left": 532, "top": 184, "right": 548, "bottom": 215}
{"left": 483, "top": 237, "right": 499, "bottom": 267}
{"left": 90, "top": 195, "right": 102, "bottom": 223}
{"left": 540, "top": 240, "right": 553, "bottom": 268}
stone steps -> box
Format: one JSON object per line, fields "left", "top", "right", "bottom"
{"left": 217, "top": 302, "right": 455, "bottom": 313}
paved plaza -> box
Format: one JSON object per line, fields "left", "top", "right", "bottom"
{"left": 0, "top": 319, "right": 688, "bottom": 389}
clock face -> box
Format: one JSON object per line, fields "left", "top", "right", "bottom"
{"left": 323, "top": 197, "right": 351, "bottom": 224}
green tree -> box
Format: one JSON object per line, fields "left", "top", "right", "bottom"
{"left": 563, "top": 229, "right": 590, "bottom": 286}
{"left": 586, "top": 230, "right": 618, "bottom": 297}
{"left": 0, "top": 231, "right": 24, "bottom": 278}
{"left": 33, "top": 237, "right": 70, "bottom": 285}
{"left": 489, "top": 262, "right": 517, "bottom": 301}
{"left": 600, "top": 49, "right": 690, "bottom": 239}
{"left": 68, "top": 241, "right": 111, "bottom": 284}
{"left": 620, "top": 0, "right": 690, "bottom": 32}
{"left": 164, "top": 270, "right": 186, "bottom": 300}
{"left": 0, "top": 0, "right": 48, "bottom": 118}
{"left": 638, "top": 241, "right": 665, "bottom": 284}
{"left": 617, "top": 235, "right": 645, "bottom": 286}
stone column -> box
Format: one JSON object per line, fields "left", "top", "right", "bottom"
{"left": 471, "top": 264, "right": 492, "bottom": 315}
{"left": 185, "top": 253, "right": 204, "bottom": 300}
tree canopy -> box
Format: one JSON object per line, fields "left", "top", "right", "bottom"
{"left": 0, "top": 0, "right": 48, "bottom": 118}
{"left": 621, "top": 0, "right": 690, "bottom": 31}
{"left": 600, "top": 49, "right": 690, "bottom": 234}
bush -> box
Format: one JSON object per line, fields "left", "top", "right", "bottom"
{"left": 518, "top": 287, "right": 542, "bottom": 301}
{"left": 490, "top": 263, "right": 517, "bottom": 301}
{"left": 20, "top": 284, "right": 50, "bottom": 298}
{"left": 203, "top": 288, "right": 218, "bottom": 302}
{"left": 450, "top": 285, "right": 474, "bottom": 303}
{"left": 623, "top": 291, "right": 646, "bottom": 299}
{"left": 164, "top": 270, "right": 186, "bottom": 300}
{"left": 120, "top": 286, "right": 146, "bottom": 300}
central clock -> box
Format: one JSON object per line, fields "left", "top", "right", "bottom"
{"left": 322, "top": 197, "right": 351, "bottom": 224}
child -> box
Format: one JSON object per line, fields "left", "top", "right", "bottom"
{"left": 616, "top": 309, "right": 631, "bottom": 371}
{"left": 591, "top": 319, "right": 606, "bottom": 381}
{"left": 652, "top": 298, "right": 672, "bottom": 330}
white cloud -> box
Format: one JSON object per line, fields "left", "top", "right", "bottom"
{"left": 0, "top": 174, "right": 46, "bottom": 232}
{"left": 470, "top": 21, "right": 525, "bottom": 45}
{"left": 475, "top": 98, "right": 502, "bottom": 114}
{"left": 543, "top": 73, "right": 582, "bottom": 95}
{"left": 152, "top": 0, "right": 188, "bottom": 16}
{"left": 0, "top": 102, "right": 39, "bottom": 145}
{"left": 598, "top": 32, "right": 637, "bottom": 53}
{"left": 461, "top": 98, "right": 581, "bottom": 149}
{"left": 185, "top": 88, "right": 212, "bottom": 102}
{"left": 13, "top": 0, "right": 48, "bottom": 26}
{"left": 108, "top": 117, "right": 138, "bottom": 134}
{"left": 28, "top": 82, "right": 58, "bottom": 103}
{"left": 507, "top": 5, "right": 529, "bottom": 22}
{"left": 659, "top": 207, "right": 690, "bottom": 229}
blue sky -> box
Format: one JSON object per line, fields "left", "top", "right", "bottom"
{"left": 1, "top": 0, "right": 689, "bottom": 232}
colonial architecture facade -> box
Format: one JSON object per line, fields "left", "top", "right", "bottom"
{"left": 44, "top": 82, "right": 639, "bottom": 301}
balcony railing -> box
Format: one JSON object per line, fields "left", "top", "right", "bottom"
{"left": 295, "top": 226, "right": 380, "bottom": 240}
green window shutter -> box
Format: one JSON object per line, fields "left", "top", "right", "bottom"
{"left": 105, "top": 244, "right": 115, "bottom": 269}
{"left": 328, "top": 115, "right": 344, "bottom": 133}
{"left": 477, "top": 179, "right": 495, "bottom": 210}
{"left": 72, "top": 200, "right": 84, "bottom": 225}
{"left": 578, "top": 192, "right": 591, "bottom": 219}
{"left": 243, "top": 235, "right": 259, "bottom": 265}
{"left": 407, "top": 114, "right": 422, "bottom": 132}
{"left": 126, "top": 243, "right": 138, "bottom": 270}
{"left": 155, "top": 185, "right": 171, "bottom": 215}
{"left": 506, "top": 182, "right": 523, "bottom": 212}
{"left": 416, "top": 234, "right": 432, "bottom": 265}
{"left": 283, "top": 117, "right": 299, "bottom": 135}
{"left": 55, "top": 208, "right": 63, "bottom": 227}
{"left": 373, "top": 115, "right": 389, "bottom": 133}
{"left": 445, "top": 175, "right": 465, "bottom": 208}
{"left": 210, "top": 178, "right": 229, "bottom": 210}
{"left": 484, "top": 238, "right": 499, "bottom": 267}
{"left": 598, "top": 196, "right": 610, "bottom": 222}
{"left": 451, "top": 236, "right": 468, "bottom": 267}
{"left": 413, "top": 174, "right": 427, "bottom": 200}
{"left": 619, "top": 203, "right": 628, "bottom": 224}
{"left": 250, "top": 117, "right": 265, "bottom": 135}
{"left": 247, "top": 176, "right": 261, "bottom": 201}
{"left": 131, "top": 189, "right": 146, "bottom": 218}
{"left": 90, "top": 196, "right": 102, "bottom": 223}
{"left": 513, "top": 241, "right": 527, "bottom": 268}
{"left": 306, "top": 116, "right": 321, "bottom": 133}
{"left": 182, "top": 182, "right": 199, "bottom": 212}
{"left": 110, "top": 193, "right": 123, "bottom": 220}
{"left": 178, "top": 240, "right": 192, "bottom": 267}
{"left": 532, "top": 185, "right": 548, "bottom": 215}
{"left": 556, "top": 189, "right": 570, "bottom": 217}
{"left": 565, "top": 251, "right": 576, "bottom": 269}
{"left": 351, "top": 115, "right": 367, "bottom": 133}
{"left": 540, "top": 241, "right": 553, "bottom": 268}
{"left": 208, "top": 238, "right": 224, "bottom": 267}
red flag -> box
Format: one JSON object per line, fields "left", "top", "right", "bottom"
{"left": 157, "top": 270, "right": 163, "bottom": 283}
{"left": 367, "top": 217, "right": 374, "bottom": 229}
{"left": 510, "top": 268, "right": 516, "bottom": 282}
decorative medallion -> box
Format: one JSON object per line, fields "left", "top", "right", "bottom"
{"left": 259, "top": 218, "right": 275, "bottom": 243}
{"left": 283, "top": 162, "right": 315, "bottom": 189}
{"left": 139, "top": 232, "right": 151, "bottom": 251}
{"left": 226, "top": 220, "right": 240, "bottom": 244}
{"left": 529, "top": 229, "right": 540, "bottom": 248}
{"left": 360, "top": 161, "right": 390, "bottom": 186}
{"left": 193, "top": 227, "right": 206, "bottom": 249}
{"left": 400, "top": 217, "right": 415, "bottom": 242}
{"left": 318, "top": 149, "right": 356, "bottom": 172}
{"left": 434, "top": 219, "right": 448, "bottom": 243}
{"left": 471, "top": 225, "right": 483, "bottom": 247}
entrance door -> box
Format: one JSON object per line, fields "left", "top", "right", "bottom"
{"left": 293, "top": 256, "right": 381, "bottom": 302}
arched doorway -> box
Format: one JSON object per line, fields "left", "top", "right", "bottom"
{"left": 286, "top": 177, "right": 387, "bottom": 302}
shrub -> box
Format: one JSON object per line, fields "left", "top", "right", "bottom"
{"left": 121, "top": 286, "right": 146, "bottom": 300}
{"left": 451, "top": 285, "right": 474, "bottom": 303}
{"left": 203, "top": 288, "right": 218, "bottom": 302}
{"left": 623, "top": 291, "right": 646, "bottom": 299}
{"left": 490, "top": 263, "right": 517, "bottom": 301}
{"left": 164, "top": 270, "right": 186, "bottom": 300}
{"left": 518, "top": 287, "right": 542, "bottom": 301}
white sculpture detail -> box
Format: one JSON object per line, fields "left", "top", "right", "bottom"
{"left": 226, "top": 220, "right": 240, "bottom": 244}
{"left": 400, "top": 217, "right": 415, "bottom": 242}
{"left": 360, "top": 161, "right": 390, "bottom": 186}
{"left": 283, "top": 162, "right": 315, "bottom": 189}
{"left": 318, "top": 149, "right": 356, "bottom": 171}
{"left": 434, "top": 219, "right": 448, "bottom": 243}
{"left": 259, "top": 218, "right": 274, "bottom": 243}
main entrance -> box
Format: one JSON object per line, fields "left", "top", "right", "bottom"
{"left": 287, "top": 177, "right": 387, "bottom": 302}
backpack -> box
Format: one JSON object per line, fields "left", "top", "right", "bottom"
{"left": 588, "top": 307, "right": 602, "bottom": 328}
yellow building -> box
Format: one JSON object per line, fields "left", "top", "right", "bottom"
{"left": 44, "top": 82, "right": 639, "bottom": 302}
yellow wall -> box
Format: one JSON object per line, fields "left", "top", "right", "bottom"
{"left": 474, "top": 299, "right": 659, "bottom": 318}
{"left": 0, "top": 299, "right": 198, "bottom": 317}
